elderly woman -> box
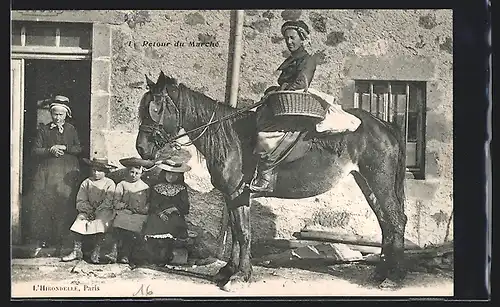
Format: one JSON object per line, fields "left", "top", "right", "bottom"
{"left": 27, "top": 95, "right": 82, "bottom": 250}
{"left": 250, "top": 20, "right": 318, "bottom": 192}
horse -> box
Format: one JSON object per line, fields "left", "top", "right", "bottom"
{"left": 135, "top": 71, "right": 408, "bottom": 290}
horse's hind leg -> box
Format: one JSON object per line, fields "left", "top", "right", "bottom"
{"left": 352, "top": 171, "right": 392, "bottom": 282}
{"left": 356, "top": 169, "right": 408, "bottom": 287}
{"left": 381, "top": 192, "right": 407, "bottom": 284}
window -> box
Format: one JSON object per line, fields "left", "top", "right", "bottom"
{"left": 354, "top": 80, "right": 426, "bottom": 179}
{"left": 11, "top": 21, "right": 92, "bottom": 59}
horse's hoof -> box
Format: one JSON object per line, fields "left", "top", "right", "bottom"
{"left": 367, "top": 270, "right": 387, "bottom": 284}
{"left": 213, "top": 268, "right": 230, "bottom": 283}
{"left": 213, "top": 264, "right": 235, "bottom": 284}
{"left": 213, "top": 273, "right": 229, "bottom": 286}
{"left": 220, "top": 281, "right": 232, "bottom": 292}
{"left": 378, "top": 278, "right": 400, "bottom": 290}
{"left": 219, "top": 272, "right": 251, "bottom": 292}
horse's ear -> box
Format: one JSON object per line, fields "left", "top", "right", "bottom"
{"left": 145, "top": 74, "right": 156, "bottom": 89}
{"left": 157, "top": 71, "right": 167, "bottom": 89}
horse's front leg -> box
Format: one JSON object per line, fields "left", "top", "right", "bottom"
{"left": 217, "top": 204, "right": 252, "bottom": 289}
{"left": 213, "top": 206, "right": 239, "bottom": 286}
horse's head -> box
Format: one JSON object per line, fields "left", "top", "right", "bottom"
{"left": 136, "top": 71, "right": 182, "bottom": 160}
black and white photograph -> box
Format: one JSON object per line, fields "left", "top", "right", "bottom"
{"left": 10, "top": 9, "right": 456, "bottom": 297}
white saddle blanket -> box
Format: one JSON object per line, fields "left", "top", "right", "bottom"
{"left": 304, "top": 88, "right": 361, "bottom": 133}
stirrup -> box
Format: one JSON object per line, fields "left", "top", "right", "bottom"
{"left": 249, "top": 172, "right": 275, "bottom": 192}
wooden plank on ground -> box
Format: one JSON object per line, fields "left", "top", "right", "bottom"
{"left": 256, "top": 238, "right": 382, "bottom": 255}
{"left": 295, "top": 230, "right": 421, "bottom": 250}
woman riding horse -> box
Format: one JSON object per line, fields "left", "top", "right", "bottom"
{"left": 251, "top": 20, "right": 318, "bottom": 192}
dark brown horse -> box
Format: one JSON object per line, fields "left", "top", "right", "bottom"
{"left": 135, "top": 71, "right": 408, "bottom": 289}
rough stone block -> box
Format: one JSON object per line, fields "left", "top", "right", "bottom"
{"left": 92, "top": 24, "right": 111, "bottom": 58}
{"left": 90, "top": 94, "right": 110, "bottom": 130}
{"left": 90, "top": 129, "right": 108, "bottom": 158}
{"left": 91, "top": 60, "right": 111, "bottom": 94}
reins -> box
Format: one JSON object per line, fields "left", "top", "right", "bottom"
{"left": 141, "top": 85, "right": 270, "bottom": 149}
{"left": 167, "top": 96, "right": 268, "bottom": 144}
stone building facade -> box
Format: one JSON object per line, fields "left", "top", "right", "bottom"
{"left": 11, "top": 9, "right": 452, "bottom": 253}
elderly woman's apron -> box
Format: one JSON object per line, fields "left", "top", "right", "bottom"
{"left": 28, "top": 122, "right": 82, "bottom": 246}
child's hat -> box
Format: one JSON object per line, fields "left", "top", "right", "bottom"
{"left": 119, "top": 157, "right": 155, "bottom": 168}
{"left": 155, "top": 159, "right": 191, "bottom": 173}
{"left": 83, "top": 157, "right": 117, "bottom": 170}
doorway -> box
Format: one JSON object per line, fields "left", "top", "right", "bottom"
{"left": 20, "top": 59, "right": 91, "bottom": 244}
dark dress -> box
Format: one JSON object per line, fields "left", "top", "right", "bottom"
{"left": 257, "top": 46, "right": 318, "bottom": 132}
{"left": 142, "top": 182, "right": 190, "bottom": 265}
{"left": 142, "top": 182, "right": 190, "bottom": 239}
{"left": 28, "top": 122, "right": 82, "bottom": 246}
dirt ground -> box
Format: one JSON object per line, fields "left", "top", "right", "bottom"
{"left": 11, "top": 257, "right": 453, "bottom": 298}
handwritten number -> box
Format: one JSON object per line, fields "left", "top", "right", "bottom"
{"left": 133, "top": 284, "right": 153, "bottom": 296}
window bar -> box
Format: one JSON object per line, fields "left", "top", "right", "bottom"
{"left": 416, "top": 86, "right": 424, "bottom": 169}
{"left": 20, "top": 26, "right": 26, "bottom": 47}
{"left": 369, "top": 82, "right": 374, "bottom": 114}
{"left": 384, "top": 83, "right": 389, "bottom": 121}
{"left": 354, "top": 92, "right": 359, "bottom": 108}
{"left": 388, "top": 82, "right": 393, "bottom": 122}
{"left": 405, "top": 82, "right": 410, "bottom": 145}
{"left": 376, "top": 92, "right": 380, "bottom": 118}
{"left": 55, "top": 28, "right": 61, "bottom": 47}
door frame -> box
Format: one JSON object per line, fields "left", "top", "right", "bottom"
{"left": 11, "top": 18, "right": 113, "bottom": 245}
{"left": 10, "top": 53, "right": 91, "bottom": 245}
{"left": 11, "top": 58, "right": 24, "bottom": 245}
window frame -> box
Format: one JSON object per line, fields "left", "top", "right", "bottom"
{"left": 353, "top": 79, "right": 427, "bottom": 179}
{"left": 11, "top": 21, "right": 92, "bottom": 60}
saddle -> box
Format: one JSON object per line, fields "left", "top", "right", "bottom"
{"left": 259, "top": 115, "right": 361, "bottom": 170}
{"left": 262, "top": 128, "right": 346, "bottom": 172}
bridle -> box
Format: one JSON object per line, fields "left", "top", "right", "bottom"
{"left": 138, "top": 84, "right": 218, "bottom": 152}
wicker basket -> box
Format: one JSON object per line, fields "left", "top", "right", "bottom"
{"left": 266, "top": 91, "right": 328, "bottom": 120}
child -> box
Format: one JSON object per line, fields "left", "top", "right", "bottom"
{"left": 111, "top": 157, "right": 153, "bottom": 264}
{"left": 142, "top": 159, "right": 191, "bottom": 265}
{"left": 61, "top": 158, "right": 117, "bottom": 263}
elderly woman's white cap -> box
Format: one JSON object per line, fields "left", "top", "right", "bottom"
{"left": 49, "top": 95, "right": 72, "bottom": 118}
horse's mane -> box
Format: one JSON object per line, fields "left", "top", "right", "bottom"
{"left": 177, "top": 83, "right": 251, "bottom": 164}
{"left": 138, "top": 91, "right": 152, "bottom": 125}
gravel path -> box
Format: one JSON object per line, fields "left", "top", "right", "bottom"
{"left": 11, "top": 257, "right": 453, "bottom": 297}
